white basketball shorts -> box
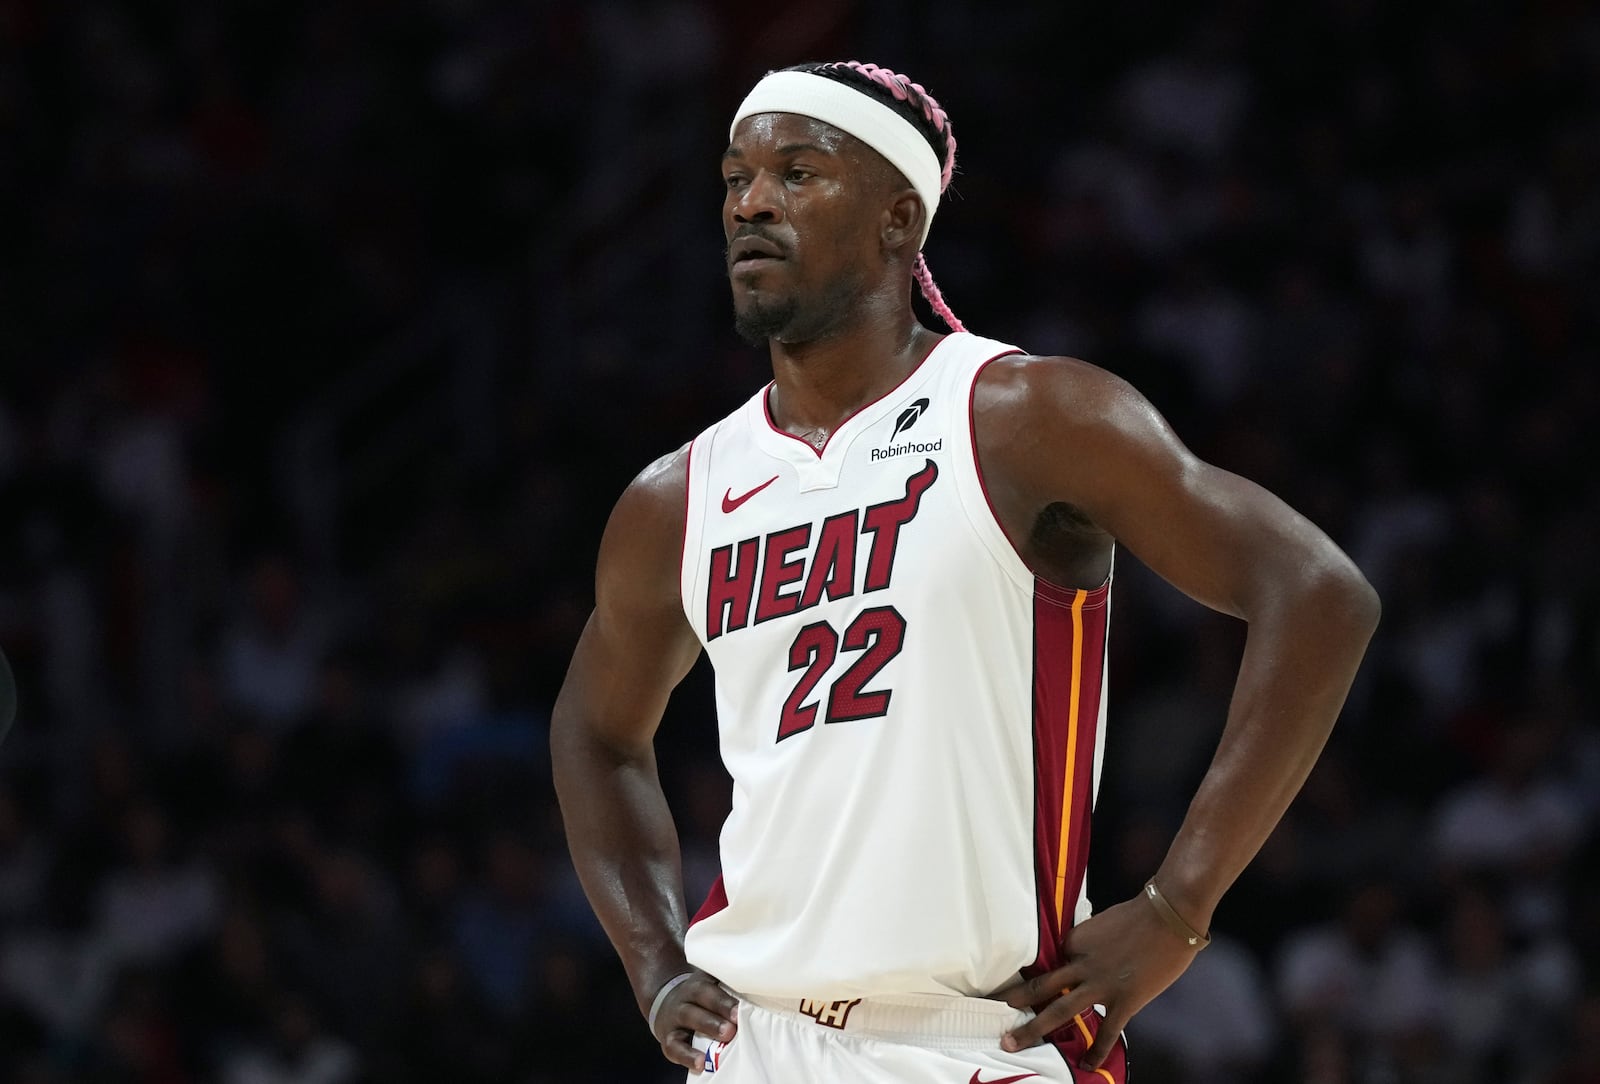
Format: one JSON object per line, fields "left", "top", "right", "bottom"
{"left": 689, "top": 992, "right": 1129, "bottom": 1083}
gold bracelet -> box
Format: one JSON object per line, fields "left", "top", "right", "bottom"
{"left": 1143, "top": 880, "right": 1211, "bottom": 948}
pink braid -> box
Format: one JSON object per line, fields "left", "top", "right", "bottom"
{"left": 913, "top": 254, "right": 965, "bottom": 333}
{"left": 825, "top": 61, "right": 965, "bottom": 333}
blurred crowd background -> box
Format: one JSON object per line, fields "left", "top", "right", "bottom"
{"left": 1, "top": 1, "right": 1598, "bottom": 1081}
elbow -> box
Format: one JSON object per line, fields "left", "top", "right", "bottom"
{"left": 1307, "top": 554, "right": 1382, "bottom": 640}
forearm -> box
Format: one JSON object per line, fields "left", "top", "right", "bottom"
{"left": 1154, "top": 566, "right": 1379, "bottom": 928}
{"left": 552, "top": 722, "right": 692, "bottom": 1013}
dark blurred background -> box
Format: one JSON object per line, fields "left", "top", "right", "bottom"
{"left": 1, "top": 1, "right": 1597, "bottom": 1081}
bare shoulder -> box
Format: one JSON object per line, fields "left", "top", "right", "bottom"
{"left": 615, "top": 442, "right": 691, "bottom": 526}
{"left": 970, "top": 352, "right": 1200, "bottom": 545}
{"left": 974, "top": 353, "right": 1158, "bottom": 436}
{"left": 973, "top": 353, "right": 1183, "bottom": 492}
{"left": 598, "top": 442, "right": 692, "bottom": 607}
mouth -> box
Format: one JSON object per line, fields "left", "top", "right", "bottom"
{"left": 728, "top": 235, "right": 786, "bottom": 271}
{"left": 730, "top": 256, "right": 781, "bottom": 277}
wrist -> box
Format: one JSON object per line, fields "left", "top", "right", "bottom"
{"left": 1149, "top": 858, "right": 1222, "bottom": 933}
{"left": 1142, "top": 879, "right": 1211, "bottom": 949}
{"left": 646, "top": 971, "right": 698, "bottom": 1034}
{"left": 632, "top": 953, "right": 694, "bottom": 1017}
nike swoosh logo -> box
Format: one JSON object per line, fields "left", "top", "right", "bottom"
{"left": 969, "top": 1073, "right": 1039, "bottom": 1084}
{"left": 722, "top": 475, "right": 779, "bottom": 513}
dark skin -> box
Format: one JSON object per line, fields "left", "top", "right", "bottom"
{"left": 551, "top": 111, "right": 1381, "bottom": 1074}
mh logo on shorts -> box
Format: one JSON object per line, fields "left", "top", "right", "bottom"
{"left": 798, "top": 997, "right": 862, "bottom": 1029}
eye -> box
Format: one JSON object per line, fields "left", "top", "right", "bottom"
{"left": 785, "top": 168, "right": 813, "bottom": 183}
{"left": 723, "top": 172, "right": 747, "bottom": 190}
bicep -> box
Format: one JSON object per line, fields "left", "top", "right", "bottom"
{"left": 559, "top": 594, "right": 701, "bottom": 754}
{"left": 1021, "top": 362, "right": 1356, "bottom": 618}
{"left": 552, "top": 451, "right": 703, "bottom": 756}
{"left": 1096, "top": 453, "right": 1339, "bottom": 619}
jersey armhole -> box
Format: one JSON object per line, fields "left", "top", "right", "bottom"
{"left": 679, "top": 432, "right": 709, "bottom": 636}
{"left": 948, "top": 349, "right": 1041, "bottom": 594}
{"left": 954, "top": 352, "right": 1114, "bottom": 604}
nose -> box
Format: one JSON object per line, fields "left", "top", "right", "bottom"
{"left": 732, "top": 170, "right": 783, "bottom": 225}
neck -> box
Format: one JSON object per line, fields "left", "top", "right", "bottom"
{"left": 766, "top": 306, "right": 943, "bottom": 444}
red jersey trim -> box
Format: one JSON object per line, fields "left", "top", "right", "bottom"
{"left": 691, "top": 874, "right": 728, "bottom": 926}
{"left": 681, "top": 439, "right": 695, "bottom": 579}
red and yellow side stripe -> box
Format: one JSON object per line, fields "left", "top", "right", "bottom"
{"left": 1028, "top": 580, "right": 1108, "bottom": 974}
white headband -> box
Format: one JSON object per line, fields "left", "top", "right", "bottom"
{"left": 731, "top": 70, "right": 943, "bottom": 247}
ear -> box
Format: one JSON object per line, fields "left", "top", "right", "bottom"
{"left": 880, "top": 189, "right": 925, "bottom": 257}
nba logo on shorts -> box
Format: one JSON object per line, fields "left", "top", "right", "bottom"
{"left": 703, "top": 1038, "right": 729, "bottom": 1072}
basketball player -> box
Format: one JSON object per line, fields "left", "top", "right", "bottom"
{"left": 552, "top": 61, "right": 1380, "bottom": 1081}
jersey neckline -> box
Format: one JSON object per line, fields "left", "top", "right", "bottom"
{"left": 753, "top": 332, "right": 958, "bottom": 463}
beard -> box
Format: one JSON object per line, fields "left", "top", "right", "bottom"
{"left": 733, "top": 293, "right": 800, "bottom": 346}
{"left": 731, "top": 267, "right": 866, "bottom": 347}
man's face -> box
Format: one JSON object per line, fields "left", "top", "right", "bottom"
{"left": 721, "top": 112, "right": 889, "bottom": 345}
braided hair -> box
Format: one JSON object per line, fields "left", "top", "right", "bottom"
{"left": 783, "top": 61, "right": 965, "bottom": 333}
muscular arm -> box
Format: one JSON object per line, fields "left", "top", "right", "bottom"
{"left": 976, "top": 356, "right": 1380, "bottom": 1066}
{"left": 550, "top": 448, "right": 736, "bottom": 1070}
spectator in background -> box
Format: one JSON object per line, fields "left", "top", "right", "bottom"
{"left": 0, "top": 851, "right": 121, "bottom": 1049}
{"left": 1131, "top": 930, "right": 1276, "bottom": 1083}
{"left": 219, "top": 991, "right": 361, "bottom": 1084}
{"left": 94, "top": 798, "right": 219, "bottom": 968}
{"left": 219, "top": 554, "right": 332, "bottom": 733}
{"left": 1435, "top": 879, "right": 1579, "bottom": 1083}
{"left": 1277, "top": 876, "right": 1444, "bottom": 1077}
{"left": 1432, "top": 716, "right": 1588, "bottom": 935}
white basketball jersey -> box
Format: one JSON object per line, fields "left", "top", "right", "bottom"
{"left": 679, "top": 332, "right": 1111, "bottom": 999}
